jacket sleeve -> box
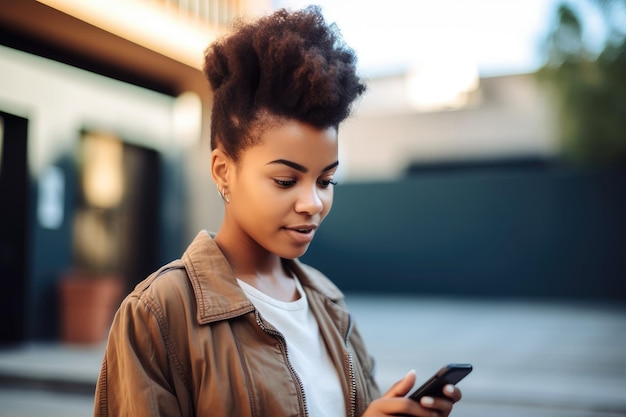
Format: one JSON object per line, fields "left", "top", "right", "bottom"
{"left": 94, "top": 293, "right": 187, "bottom": 417}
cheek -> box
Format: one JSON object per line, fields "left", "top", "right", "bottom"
{"left": 238, "top": 172, "right": 269, "bottom": 199}
{"left": 241, "top": 180, "right": 287, "bottom": 215}
{"left": 320, "top": 190, "right": 334, "bottom": 218}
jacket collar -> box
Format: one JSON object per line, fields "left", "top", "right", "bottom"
{"left": 182, "top": 230, "right": 344, "bottom": 325}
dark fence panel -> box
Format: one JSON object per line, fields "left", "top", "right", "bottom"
{"left": 302, "top": 166, "right": 626, "bottom": 301}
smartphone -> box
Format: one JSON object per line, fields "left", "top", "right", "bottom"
{"left": 408, "top": 363, "right": 473, "bottom": 401}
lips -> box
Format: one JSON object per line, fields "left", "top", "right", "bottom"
{"left": 286, "top": 224, "right": 317, "bottom": 233}
{"left": 283, "top": 224, "right": 318, "bottom": 244}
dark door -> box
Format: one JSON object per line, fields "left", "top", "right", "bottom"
{"left": 0, "top": 111, "right": 29, "bottom": 344}
{"left": 119, "top": 141, "right": 161, "bottom": 289}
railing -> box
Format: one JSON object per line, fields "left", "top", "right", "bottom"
{"left": 35, "top": 0, "right": 271, "bottom": 68}
{"left": 151, "top": 0, "right": 249, "bottom": 26}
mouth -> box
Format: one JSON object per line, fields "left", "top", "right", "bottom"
{"left": 285, "top": 225, "right": 317, "bottom": 234}
{"left": 282, "top": 224, "right": 318, "bottom": 246}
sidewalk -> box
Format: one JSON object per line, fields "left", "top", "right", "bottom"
{"left": 0, "top": 343, "right": 103, "bottom": 416}
{"left": 0, "top": 342, "right": 103, "bottom": 394}
{"left": 347, "top": 295, "right": 626, "bottom": 417}
{"left": 1, "top": 295, "right": 625, "bottom": 417}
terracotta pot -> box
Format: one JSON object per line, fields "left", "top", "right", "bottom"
{"left": 58, "top": 272, "right": 124, "bottom": 344}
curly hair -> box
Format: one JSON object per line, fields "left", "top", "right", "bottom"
{"left": 203, "top": 6, "right": 366, "bottom": 160}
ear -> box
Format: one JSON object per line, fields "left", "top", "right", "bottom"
{"left": 211, "top": 147, "right": 232, "bottom": 188}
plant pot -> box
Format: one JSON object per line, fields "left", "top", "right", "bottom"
{"left": 58, "top": 272, "right": 124, "bottom": 344}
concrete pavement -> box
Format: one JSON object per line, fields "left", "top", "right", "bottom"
{"left": 0, "top": 295, "right": 625, "bottom": 416}
{"left": 347, "top": 295, "right": 626, "bottom": 417}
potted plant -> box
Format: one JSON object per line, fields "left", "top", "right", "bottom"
{"left": 58, "top": 268, "right": 123, "bottom": 345}
{"left": 58, "top": 132, "right": 126, "bottom": 345}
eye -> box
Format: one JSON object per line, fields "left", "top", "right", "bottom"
{"left": 318, "top": 179, "right": 337, "bottom": 189}
{"left": 274, "top": 178, "right": 296, "bottom": 188}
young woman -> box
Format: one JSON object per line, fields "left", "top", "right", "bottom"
{"left": 94, "top": 6, "right": 462, "bottom": 417}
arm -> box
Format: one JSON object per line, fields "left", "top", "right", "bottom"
{"left": 94, "top": 295, "right": 186, "bottom": 417}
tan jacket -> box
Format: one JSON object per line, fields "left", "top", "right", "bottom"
{"left": 94, "top": 231, "right": 380, "bottom": 417}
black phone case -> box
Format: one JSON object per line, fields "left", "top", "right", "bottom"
{"left": 408, "top": 363, "right": 473, "bottom": 401}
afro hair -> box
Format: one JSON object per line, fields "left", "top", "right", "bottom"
{"left": 203, "top": 6, "right": 366, "bottom": 159}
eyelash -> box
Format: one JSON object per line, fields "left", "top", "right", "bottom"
{"left": 273, "top": 179, "right": 337, "bottom": 189}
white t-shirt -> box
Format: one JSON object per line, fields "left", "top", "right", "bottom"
{"left": 237, "top": 277, "right": 346, "bottom": 417}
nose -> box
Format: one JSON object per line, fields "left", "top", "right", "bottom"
{"left": 295, "top": 184, "right": 324, "bottom": 215}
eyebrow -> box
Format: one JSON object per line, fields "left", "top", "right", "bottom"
{"left": 267, "top": 159, "right": 339, "bottom": 173}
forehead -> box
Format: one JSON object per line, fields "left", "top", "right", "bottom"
{"left": 245, "top": 119, "right": 338, "bottom": 164}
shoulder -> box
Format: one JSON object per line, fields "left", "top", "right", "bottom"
{"left": 134, "top": 259, "right": 189, "bottom": 295}
{"left": 124, "top": 260, "right": 194, "bottom": 321}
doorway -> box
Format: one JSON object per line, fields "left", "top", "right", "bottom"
{"left": 72, "top": 131, "right": 161, "bottom": 292}
{"left": 0, "top": 111, "right": 29, "bottom": 344}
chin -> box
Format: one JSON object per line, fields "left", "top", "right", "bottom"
{"left": 278, "top": 245, "right": 310, "bottom": 260}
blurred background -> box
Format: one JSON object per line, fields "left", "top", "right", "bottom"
{"left": 0, "top": 0, "right": 625, "bottom": 416}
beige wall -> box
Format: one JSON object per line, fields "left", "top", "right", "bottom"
{"left": 0, "top": 45, "right": 176, "bottom": 177}
{"left": 0, "top": 45, "right": 222, "bottom": 242}
{"left": 337, "top": 73, "right": 559, "bottom": 181}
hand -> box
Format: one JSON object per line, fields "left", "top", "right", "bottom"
{"left": 361, "top": 370, "right": 462, "bottom": 417}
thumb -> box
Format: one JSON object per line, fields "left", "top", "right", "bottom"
{"left": 382, "top": 369, "right": 417, "bottom": 398}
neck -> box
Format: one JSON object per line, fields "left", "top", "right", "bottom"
{"left": 214, "top": 232, "right": 281, "bottom": 276}
{"left": 214, "top": 230, "right": 298, "bottom": 301}
{"left": 238, "top": 270, "right": 298, "bottom": 302}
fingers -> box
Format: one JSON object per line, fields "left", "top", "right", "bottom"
{"left": 419, "top": 395, "right": 453, "bottom": 416}
{"left": 418, "top": 385, "right": 462, "bottom": 417}
{"left": 443, "top": 384, "right": 462, "bottom": 402}
{"left": 365, "top": 372, "right": 462, "bottom": 417}
{"left": 382, "top": 369, "right": 417, "bottom": 399}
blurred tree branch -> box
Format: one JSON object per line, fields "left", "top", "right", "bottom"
{"left": 539, "top": 0, "right": 626, "bottom": 166}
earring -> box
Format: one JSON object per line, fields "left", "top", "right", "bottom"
{"left": 217, "top": 184, "right": 230, "bottom": 204}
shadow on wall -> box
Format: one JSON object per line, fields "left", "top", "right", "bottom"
{"left": 302, "top": 160, "right": 626, "bottom": 301}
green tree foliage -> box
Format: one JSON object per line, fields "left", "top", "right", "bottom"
{"left": 539, "top": 0, "right": 626, "bottom": 165}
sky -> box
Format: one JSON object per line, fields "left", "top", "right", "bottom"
{"left": 273, "top": 0, "right": 562, "bottom": 78}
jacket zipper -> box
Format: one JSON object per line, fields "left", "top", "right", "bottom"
{"left": 344, "top": 315, "right": 357, "bottom": 417}
{"left": 254, "top": 310, "right": 309, "bottom": 416}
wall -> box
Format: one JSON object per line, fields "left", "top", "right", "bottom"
{"left": 0, "top": 45, "right": 191, "bottom": 339}
{"left": 337, "top": 73, "right": 559, "bottom": 181}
